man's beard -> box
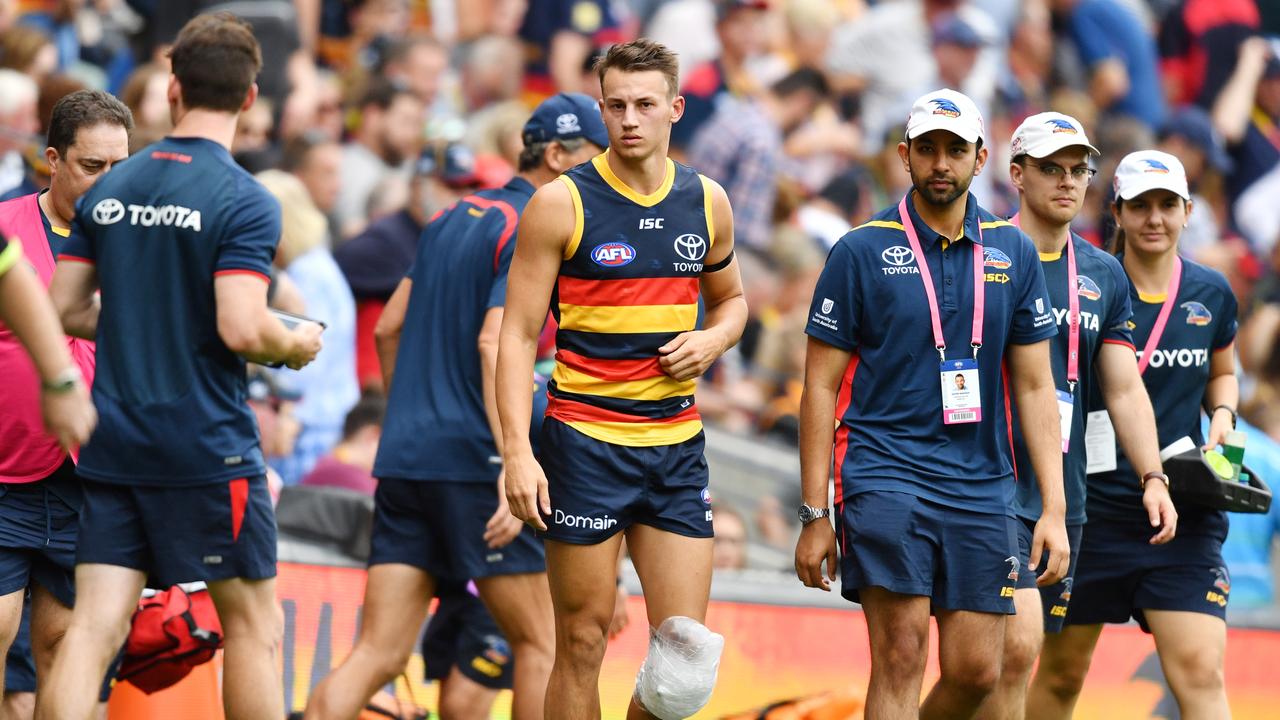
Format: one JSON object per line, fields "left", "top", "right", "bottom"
{"left": 911, "top": 167, "right": 975, "bottom": 207}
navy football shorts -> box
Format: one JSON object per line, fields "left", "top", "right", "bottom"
{"left": 1065, "top": 516, "right": 1229, "bottom": 632}
{"left": 0, "top": 460, "right": 81, "bottom": 606}
{"left": 835, "top": 490, "right": 1018, "bottom": 614}
{"left": 76, "top": 475, "right": 276, "bottom": 588}
{"left": 368, "top": 479, "right": 545, "bottom": 580}
{"left": 421, "top": 582, "right": 513, "bottom": 691}
{"left": 537, "top": 419, "right": 713, "bottom": 545}
{"left": 1014, "top": 517, "right": 1084, "bottom": 633}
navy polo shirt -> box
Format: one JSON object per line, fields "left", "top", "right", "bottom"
{"left": 1011, "top": 234, "right": 1133, "bottom": 525}
{"left": 60, "top": 137, "right": 279, "bottom": 485}
{"left": 1087, "top": 257, "right": 1237, "bottom": 538}
{"left": 373, "top": 177, "right": 534, "bottom": 483}
{"left": 806, "top": 192, "right": 1056, "bottom": 514}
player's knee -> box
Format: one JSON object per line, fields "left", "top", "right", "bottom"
{"left": 634, "top": 617, "right": 724, "bottom": 720}
{"left": 942, "top": 654, "right": 1002, "bottom": 697}
{"left": 1002, "top": 623, "right": 1042, "bottom": 677}
{"left": 556, "top": 616, "right": 609, "bottom": 668}
{"left": 875, "top": 627, "right": 929, "bottom": 676}
{"left": 1038, "top": 655, "right": 1090, "bottom": 702}
{"left": 363, "top": 642, "right": 415, "bottom": 685}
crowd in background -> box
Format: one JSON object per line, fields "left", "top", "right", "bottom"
{"left": 2, "top": 0, "right": 1280, "bottom": 608}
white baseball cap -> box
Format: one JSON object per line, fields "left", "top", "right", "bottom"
{"left": 1113, "top": 150, "right": 1190, "bottom": 201}
{"left": 905, "top": 88, "right": 984, "bottom": 144}
{"left": 1010, "top": 112, "right": 1100, "bottom": 159}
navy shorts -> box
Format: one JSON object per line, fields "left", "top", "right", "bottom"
{"left": 5, "top": 597, "right": 116, "bottom": 701}
{"left": 421, "top": 582, "right": 513, "bottom": 690}
{"left": 0, "top": 460, "right": 81, "bottom": 607}
{"left": 369, "top": 478, "right": 544, "bottom": 579}
{"left": 1014, "top": 518, "right": 1084, "bottom": 633}
{"left": 538, "top": 419, "right": 712, "bottom": 545}
{"left": 835, "top": 491, "right": 1018, "bottom": 614}
{"left": 76, "top": 476, "right": 276, "bottom": 588}
{"left": 1065, "top": 516, "right": 1228, "bottom": 632}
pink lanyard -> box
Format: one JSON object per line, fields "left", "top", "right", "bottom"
{"left": 1011, "top": 214, "right": 1080, "bottom": 392}
{"left": 1136, "top": 256, "right": 1184, "bottom": 376}
{"left": 898, "top": 195, "right": 984, "bottom": 361}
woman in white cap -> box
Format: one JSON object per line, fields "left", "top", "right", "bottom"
{"left": 1037, "top": 149, "right": 1237, "bottom": 719}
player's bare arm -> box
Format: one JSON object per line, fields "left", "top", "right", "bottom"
{"left": 1202, "top": 343, "right": 1239, "bottom": 451}
{"left": 1096, "top": 342, "right": 1177, "bottom": 544}
{"left": 658, "top": 178, "right": 746, "bottom": 381}
{"left": 1007, "top": 339, "right": 1071, "bottom": 586}
{"left": 374, "top": 277, "right": 412, "bottom": 393}
{"left": 795, "top": 336, "right": 847, "bottom": 591}
{"left": 48, "top": 260, "right": 99, "bottom": 340}
{"left": 215, "top": 273, "right": 323, "bottom": 370}
{"left": 7, "top": 257, "right": 96, "bottom": 449}
{"left": 497, "top": 179, "right": 573, "bottom": 530}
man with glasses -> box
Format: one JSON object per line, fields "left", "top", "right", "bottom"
{"left": 976, "top": 112, "right": 1176, "bottom": 720}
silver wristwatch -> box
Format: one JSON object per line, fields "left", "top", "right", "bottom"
{"left": 798, "top": 504, "right": 831, "bottom": 525}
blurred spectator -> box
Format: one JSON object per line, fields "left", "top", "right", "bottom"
{"left": 645, "top": 0, "right": 719, "bottom": 81}
{"left": 300, "top": 395, "right": 386, "bottom": 496}
{"left": 670, "top": 0, "right": 769, "bottom": 154}
{"left": 1234, "top": 161, "right": 1280, "bottom": 254}
{"left": 19, "top": 0, "right": 137, "bottom": 91}
{"left": 282, "top": 131, "right": 343, "bottom": 220}
{"left": 310, "top": 69, "right": 346, "bottom": 142}
{"left": 460, "top": 35, "right": 524, "bottom": 113}
{"left": 930, "top": 12, "right": 987, "bottom": 92}
{"left": 336, "top": 141, "right": 483, "bottom": 390}
{"left": 119, "top": 61, "right": 171, "bottom": 151}
{"left": 36, "top": 73, "right": 86, "bottom": 137}
{"left": 1216, "top": 37, "right": 1280, "bottom": 215}
{"left": 1157, "top": 105, "right": 1232, "bottom": 257}
{"left": 233, "top": 97, "right": 275, "bottom": 155}
{"left": 518, "top": 0, "right": 624, "bottom": 99}
{"left": 0, "top": 69, "right": 39, "bottom": 200}
{"left": 0, "top": 23, "right": 56, "bottom": 80}
{"left": 827, "top": 0, "right": 999, "bottom": 156}
{"left": 465, "top": 100, "right": 527, "bottom": 173}
{"left": 318, "top": 0, "right": 410, "bottom": 73}
{"left": 334, "top": 78, "right": 424, "bottom": 239}
{"left": 798, "top": 168, "right": 869, "bottom": 250}
{"left": 247, "top": 368, "right": 303, "bottom": 494}
{"left": 1053, "top": 0, "right": 1166, "bottom": 128}
{"left": 1157, "top": 0, "right": 1259, "bottom": 109}
{"left": 689, "top": 67, "right": 830, "bottom": 251}
{"left": 381, "top": 34, "right": 448, "bottom": 110}
{"left": 258, "top": 170, "right": 360, "bottom": 486}
{"left": 712, "top": 504, "right": 749, "bottom": 570}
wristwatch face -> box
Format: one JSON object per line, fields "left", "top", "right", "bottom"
{"left": 798, "top": 505, "right": 824, "bottom": 523}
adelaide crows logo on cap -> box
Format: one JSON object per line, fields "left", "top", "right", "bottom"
{"left": 1076, "top": 275, "right": 1102, "bottom": 301}
{"left": 1143, "top": 159, "right": 1171, "bottom": 174}
{"left": 983, "top": 247, "right": 1012, "bottom": 269}
{"left": 1182, "top": 301, "right": 1212, "bottom": 326}
{"left": 931, "top": 98, "right": 961, "bottom": 118}
{"left": 1046, "top": 118, "right": 1078, "bottom": 134}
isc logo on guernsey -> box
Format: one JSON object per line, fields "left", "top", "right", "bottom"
{"left": 93, "top": 198, "right": 202, "bottom": 232}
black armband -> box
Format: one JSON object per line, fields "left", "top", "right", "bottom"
{"left": 702, "top": 249, "right": 735, "bottom": 274}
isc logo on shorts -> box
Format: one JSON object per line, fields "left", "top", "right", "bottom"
{"left": 1000, "top": 586, "right": 1015, "bottom": 598}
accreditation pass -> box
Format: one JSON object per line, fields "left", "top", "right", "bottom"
{"left": 940, "top": 358, "right": 981, "bottom": 425}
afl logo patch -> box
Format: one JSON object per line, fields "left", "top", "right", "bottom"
{"left": 983, "top": 247, "right": 1013, "bottom": 269}
{"left": 1076, "top": 274, "right": 1102, "bottom": 301}
{"left": 674, "top": 233, "right": 706, "bottom": 262}
{"left": 1182, "top": 301, "right": 1212, "bottom": 326}
{"left": 92, "top": 198, "right": 125, "bottom": 225}
{"left": 592, "top": 242, "right": 636, "bottom": 267}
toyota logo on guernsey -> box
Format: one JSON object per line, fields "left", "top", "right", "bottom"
{"left": 673, "top": 233, "right": 706, "bottom": 272}
{"left": 881, "top": 246, "right": 919, "bottom": 275}
{"left": 592, "top": 242, "right": 636, "bottom": 267}
{"left": 92, "top": 198, "right": 125, "bottom": 225}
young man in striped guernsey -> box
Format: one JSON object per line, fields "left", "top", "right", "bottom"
{"left": 497, "top": 39, "right": 746, "bottom": 719}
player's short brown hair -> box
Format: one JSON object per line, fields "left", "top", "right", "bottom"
{"left": 168, "top": 12, "right": 262, "bottom": 113}
{"left": 594, "top": 39, "right": 679, "bottom": 98}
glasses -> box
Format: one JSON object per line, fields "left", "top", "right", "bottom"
{"left": 1025, "top": 160, "right": 1097, "bottom": 184}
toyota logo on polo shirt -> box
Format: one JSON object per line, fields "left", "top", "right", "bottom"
{"left": 92, "top": 198, "right": 125, "bottom": 225}
{"left": 674, "top": 234, "right": 706, "bottom": 262}
{"left": 881, "top": 246, "right": 914, "bottom": 266}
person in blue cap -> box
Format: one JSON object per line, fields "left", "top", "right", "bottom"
{"left": 304, "top": 92, "right": 606, "bottom": 720}
{"left": 498, "top": 38, "right": 746, "bottom": 718}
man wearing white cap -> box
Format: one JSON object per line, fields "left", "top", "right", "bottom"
{"left": 977, "top": 114, "right": 1177, "bottom": 720}
{"left": 796, "top": 88, "right": 1071, "bottom": 719}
